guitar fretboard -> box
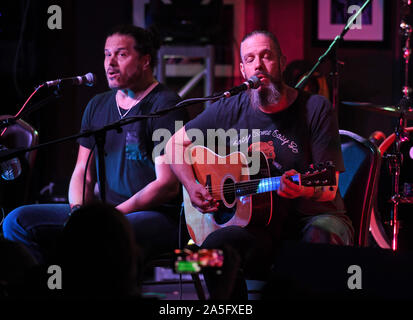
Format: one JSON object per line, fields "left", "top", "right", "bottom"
{"left": 235, "top": 174, "right": 300, "bottom": 197}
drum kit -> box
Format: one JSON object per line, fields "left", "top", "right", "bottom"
{"left": 340, "top": 102, "right": 413, "bottom": 251}
{"left": 341, "top": 1, "right": 413, "bottom": 251}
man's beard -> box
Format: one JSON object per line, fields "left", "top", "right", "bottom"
{"left": 248, "top": 79, "right": 282, "bottom": 110}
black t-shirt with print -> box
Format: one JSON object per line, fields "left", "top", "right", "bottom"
{"left": 78, "top": 83, "right": 188, "bottom": 211}
{"left": 185, "top": 90, "right": 346, "bottom": 218}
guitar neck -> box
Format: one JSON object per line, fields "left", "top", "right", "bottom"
{"left": 235, "top": 174, "right": 300, "bottom": 197}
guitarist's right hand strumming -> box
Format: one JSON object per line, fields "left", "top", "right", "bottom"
{"left": 165, "top": 125, "right": 217, "bottom": 214}
{"left": 185, "top": 182, "right": 219, "bottom": 213}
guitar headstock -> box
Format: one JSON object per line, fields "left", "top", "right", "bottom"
{"left": 301, "top": 161, "right": 336, "bottom": 187}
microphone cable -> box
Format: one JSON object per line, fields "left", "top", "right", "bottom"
{"left": 0, "top": 84, "right": 44, "bottom": 137}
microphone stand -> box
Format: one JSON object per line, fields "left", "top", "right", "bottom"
{"left": 330, "top": 45, "right": 344, "bottom": 110}
{"left": 295, "top": 0, "right": 371, "bottom": 110}
{"left": 385, "top": 0, "right": 413, "bottom": 251}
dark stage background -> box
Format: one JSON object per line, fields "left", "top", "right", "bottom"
{"left": 0, "top": 0, "right": 411, "bottom": 212}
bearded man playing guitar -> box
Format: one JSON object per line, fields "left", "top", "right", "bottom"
{"left": 166, "top": 30, "right": 354, "bottom": 300}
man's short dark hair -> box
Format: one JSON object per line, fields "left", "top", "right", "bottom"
{"left": 241, "top": 30, "right": 283, "bottom": 58}
{"left": 107, "top": 24, "right": 161, "bottom": 69}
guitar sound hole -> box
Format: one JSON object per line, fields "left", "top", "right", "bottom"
{"left": 222, "top": 178, "right": 236, "bottom": 205}
{"left": 213, "top": 178, "right": 236, "bottom": 225}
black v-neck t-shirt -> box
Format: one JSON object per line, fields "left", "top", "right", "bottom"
{"left": 78, "top": 83, "right": 188, "bottom": 210}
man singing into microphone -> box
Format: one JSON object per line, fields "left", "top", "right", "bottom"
{"left": 3, "top": 25, "right": 188, "bottom": 275}
{"left": 166, "top": 30, "right": 354, "bottom": 299}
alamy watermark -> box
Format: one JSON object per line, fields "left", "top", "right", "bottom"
{"left": 47, "top": 5, "right": 62, "bottom": 30}
{"left": 347, "top": 264, "right": 362, "bottom": 290}
{"left": 348, "top": 5, "right": 363, "bottom": 30}
{"left": 152, "top": 121, "right": 262, "bottom": 175}
{"left": 47, "top": 264, "right": 62, "bottom": 290}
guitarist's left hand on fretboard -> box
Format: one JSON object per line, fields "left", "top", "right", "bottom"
{"left": 278, "top": 169, "right": 307, "bottom": 199}
{"left": 278, "top": 168, "right": 339, "bottom": 201}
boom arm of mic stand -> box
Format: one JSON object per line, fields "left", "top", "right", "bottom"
{"left": 93, "top": 95, "right": 220, "bottom": 199}
{"left": 0, "top": 114, "right": 159, "bottom": 204}
{"left": 0, "top": 113, "right": 159, "bottom": 164}
{"left": 295, "top": 0, "right": 371, "bottom": 91}
{"left": 295, "top": 35, "right": 342, "bottom": 90}
{"left": 0, "top": 94, "right": 220, "bottom": 202}
{"left": 153, "top": 95, "right": 223, "bottom": 116}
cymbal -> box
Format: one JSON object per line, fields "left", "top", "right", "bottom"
{"left": 341, "top": 101, "right": 413, "bottom": 120}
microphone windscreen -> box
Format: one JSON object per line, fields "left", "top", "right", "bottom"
{"left": 249, "top": 76, "right": 261, "bottom": 89}
{"left": 84, "top": 73, "right": 96, "bottom": 86}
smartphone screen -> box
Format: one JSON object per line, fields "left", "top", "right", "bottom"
{"left": 173, "top": 248, "right": 224, "bottom": 274}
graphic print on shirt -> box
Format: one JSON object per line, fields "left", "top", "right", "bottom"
{"left": 248, "top": 141, "right": 283, "bottom": 171}
{"left": 270, "top": 130, "right": 299, "bottom": 154}
{"left": 233, "top": 128, "right": 301, "bottom": 173}
{"left": 125, "top": 130, "right": 148, "bottom": 161}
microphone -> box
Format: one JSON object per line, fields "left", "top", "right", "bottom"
{"left": 43, "top": 73, "right": 96, "bottom": 88}
{"left": 223, "top": 76, "right": 261, "bottom": 98}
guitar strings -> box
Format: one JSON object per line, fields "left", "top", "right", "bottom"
{"left": 206, "top": 177, "right": 324, "bottom": 196}
{"left": 206, "top": 181, "right": 275, "bottom": 192}
{"left": 207, "top": 177, "right": 282, "bottom": 192}
{"left": 205, "top": 178, "right": 282, "bottom": 195}
{"left": 204, "top": 173, "right": 313, "bottom": 195}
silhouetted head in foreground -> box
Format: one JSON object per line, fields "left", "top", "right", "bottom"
{"left": 56, "top": 202, "right": 141, "bottom": 298}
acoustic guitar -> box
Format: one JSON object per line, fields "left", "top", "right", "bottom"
{"left": 183, "top": 145, "right": 336, "bottom": 245}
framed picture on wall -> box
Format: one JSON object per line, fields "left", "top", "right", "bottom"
{"left": 313, "top": 0, "right": 390, "bottom": 47}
